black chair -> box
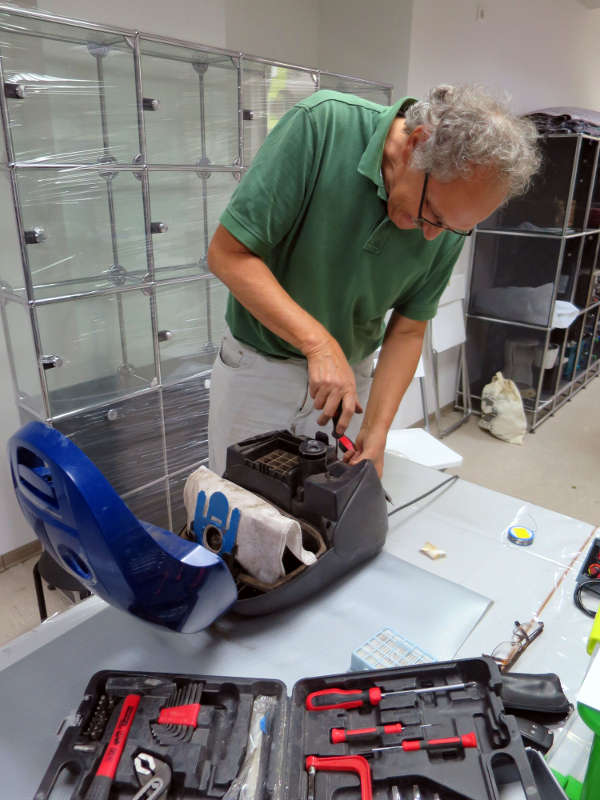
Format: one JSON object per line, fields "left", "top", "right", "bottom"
{"left": 32, "top": 550, "right": 91, "bottom": 622}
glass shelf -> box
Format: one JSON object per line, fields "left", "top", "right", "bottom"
{"left": 241, "top": 59, "right": 317, "bottom": 164}
{"left": 466, "top": 316, "right": 551, "bottom": 408}
{"left": 35, "top": 290, "right": 156, "bottom": 416}
{"left": 54, "top": 389, "right": 165, "bottom": 495}
{"left": 163, "top": 376, "right": 210, "bottom": 475}
{"left": 0, "top": 10, "right": 139, "bottom": 165}
{"left": 319, "top": 73, "right": 391, "bottom": 105}
{"left": 2, "top": 299, "right": 42, "bottom": 416}
{"left": 468, "top": 233, "right": 567, "bottom": 327}
{"left": 148, "top": 169, "right": 236, "bottom": 280}
{"left": 156, "top": 277, "right": 228, "bottom": 384}
{"left": 140, "top": 38, "right": 239, "bottom": 166}
{"left": 15, "top": 166, "right": 148, "bottom": 300}
{"left": 478, "top": 136, "right": 596, "bottom": 235}
{"left": 0, "top": 166, "right": 23, "bottom": 296}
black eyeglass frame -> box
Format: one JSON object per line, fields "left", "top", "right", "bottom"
{"left": 415, "top": 172, "right": 474, "bottom": 237}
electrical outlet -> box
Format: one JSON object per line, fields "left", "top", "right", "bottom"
{"left": 475, "top": 4, "right": 485, "bottom": 21}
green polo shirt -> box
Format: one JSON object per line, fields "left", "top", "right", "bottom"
{"left": 220, "top": 90, "right": 464, "bottom": 363}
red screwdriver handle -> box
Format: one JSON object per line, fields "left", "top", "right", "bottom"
{"left": 306, "top": 687, "right": 382, "bottom": 711}
{"left": 331, "top": 723, "right": 403, "bottom": 744}
{"left": 401, "top": 732, "right": 478, "bottom": 752}
{"left": 306, "top": 755, "right": 372, "bottom": 800}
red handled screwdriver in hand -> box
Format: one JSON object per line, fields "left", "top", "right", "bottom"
{"left": 306, "top": 682, "right": 475, "bottom": 711}
{"left": 332, "top": 402, "right": 356, "bottom": 458}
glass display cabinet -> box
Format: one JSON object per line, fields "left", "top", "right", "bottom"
{"left": 463, "top": 133, "right": 600, "bottom": 430}
{"left": 0, "top": 4, "right": 392, "bottom": 530}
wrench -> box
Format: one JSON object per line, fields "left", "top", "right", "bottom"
{"left": 132, "top": 752, "right": 172, "bottom": 800}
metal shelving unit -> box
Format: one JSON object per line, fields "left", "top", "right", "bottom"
{"left": 462, "top": 131, "right": 600, "bottom": 431}
{"left": 0, "top": 3, "right": 392, "bottom": 529}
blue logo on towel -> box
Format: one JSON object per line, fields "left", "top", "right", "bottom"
{"left": 194, "top": 490, "right": 240, "bottom": 554}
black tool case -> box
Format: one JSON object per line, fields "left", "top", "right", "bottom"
{"left": 35, "top": 656, "right": 548, "bottom": 800}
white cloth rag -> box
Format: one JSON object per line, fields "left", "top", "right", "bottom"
{"left": 183, "top": 466, "right": 317, "bottom": 585}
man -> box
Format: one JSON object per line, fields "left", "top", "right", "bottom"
{"left": 207, "top": 84, "right": 540, "bottom": 477}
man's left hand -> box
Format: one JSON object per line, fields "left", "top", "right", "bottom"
{"left": 345, "top": 425, "right": 388, "bottom": 478}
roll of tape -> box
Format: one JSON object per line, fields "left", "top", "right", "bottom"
{"left": 507, "top": 525, "right": 535, "bottom": 546}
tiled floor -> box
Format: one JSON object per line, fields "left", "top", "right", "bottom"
{"left": 1, "top": 375, "right": 599, "bottom": 649}
{"left": 0, "top": 555, "right": 74, "bottom": 646}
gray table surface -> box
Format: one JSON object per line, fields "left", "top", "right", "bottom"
{"left": 0, "top": 454, "right": 596, "bottom": 797}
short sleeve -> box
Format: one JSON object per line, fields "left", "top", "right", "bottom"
{"left": 219, "top": 106, "right": 316, "bottom": 263}
{"left": 395, "top": 233, "right": 465, "bottom": 321}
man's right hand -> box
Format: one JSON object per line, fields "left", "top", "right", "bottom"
{"left": 304, "top": 336, "right": 363, "bottom": 434}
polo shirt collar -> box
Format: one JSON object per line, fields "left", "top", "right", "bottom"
{"left": 358, "top": 96, "right": 417, "bottom": 201}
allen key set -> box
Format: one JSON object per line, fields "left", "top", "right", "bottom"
{"left": 35, "top": 657, "right": 566, "bottom": 799}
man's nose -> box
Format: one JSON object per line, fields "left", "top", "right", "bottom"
{"left": 422, "top": 223, "right": 444, "bottom": 241}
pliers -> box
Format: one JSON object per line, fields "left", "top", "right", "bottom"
{"left": 132, "top": 752, "right": 172, "bottom": 799}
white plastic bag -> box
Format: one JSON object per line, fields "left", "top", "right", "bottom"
{"left": 552, "top": 301, "right": 579, "bottom": 329}
{"left": 479, "top": 371, "right": 527, "bottom": 445}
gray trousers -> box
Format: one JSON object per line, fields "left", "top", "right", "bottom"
{"left": 208, "top": 328, "right": 374, "bottom": 476}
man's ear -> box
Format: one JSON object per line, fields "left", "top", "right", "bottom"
{"left": 407, "top": 124, "right": 430, "bottom": 151}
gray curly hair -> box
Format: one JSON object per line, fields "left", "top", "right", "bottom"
{"left": 405, "top": 85, "right": 541, "bottom": 198}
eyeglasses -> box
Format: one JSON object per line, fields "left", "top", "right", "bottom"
{"left": 487, "top": 619, "right": 544, "bottom": 672}
{"left": 414, "top": 172, "right": 474, "bottom": 237}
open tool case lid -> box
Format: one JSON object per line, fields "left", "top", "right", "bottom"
{"left": 36, "top": 657, "right": 548, "bottom": 800}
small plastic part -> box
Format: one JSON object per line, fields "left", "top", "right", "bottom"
{"left": 513, "top": 715, "right": 554, "bottom": 753}
{"left": 4, "top": 82, "right": 25, "bottom": 99}
{"left": 157, "top": 703, "right": 201, "bottom": 727}
{"left": 24, "top": 227, "right": 47, "bottom": 244}
{"left": 350, "top": 627, "right": 435, "bottom": 670}
{"left": 507, "top": 525, "right": 535, "bottom": 546}
{"left": 420, "top": 541, "right": 446, "bottom": 560}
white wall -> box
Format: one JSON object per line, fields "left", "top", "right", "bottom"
{"left": 0, "top": 329, "right": 33, "bottom": 551}
{"left": 225, "top": 0, "right": 320, "bottom": 66}
{"left": 36, "top": 0, "right": 227, "bottom": 45}
{"left": 317, "top": 0, "right": 412, "bottom": 96}
{"left": 407, "top": 0, "right": 600, "bottom": 112}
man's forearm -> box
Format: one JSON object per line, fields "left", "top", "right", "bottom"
{"left": 207, "top": 224, "right": 328, "bottom": 356}
{"left": 360, "top": 314, "right": 427, "bottom": 439}
{"left": 207, "top": 224, "right": 361, "bottom": 428}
